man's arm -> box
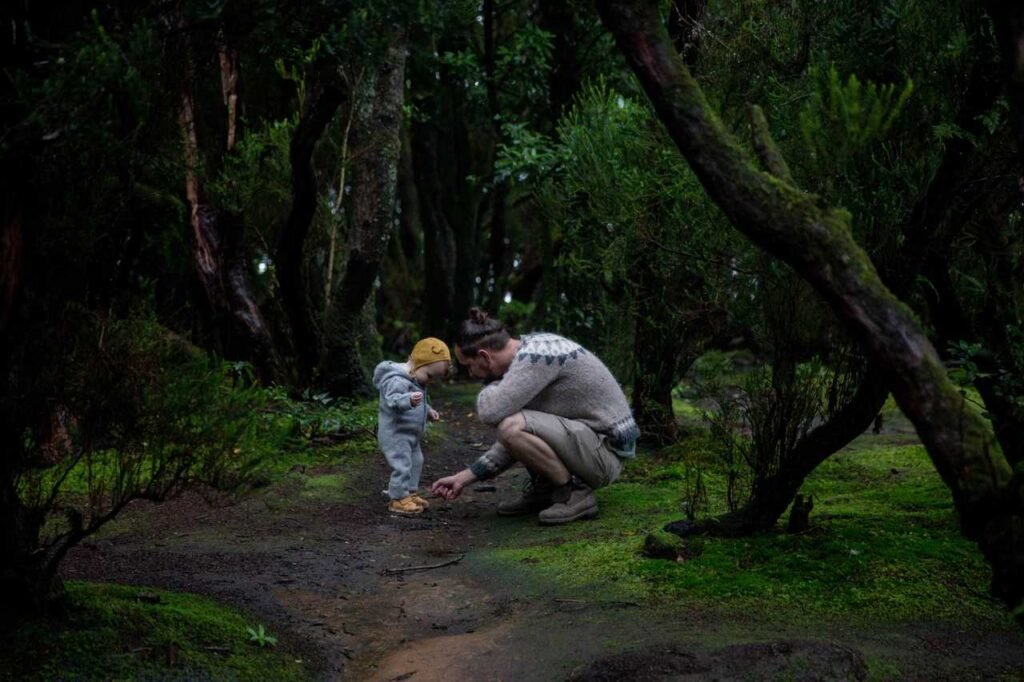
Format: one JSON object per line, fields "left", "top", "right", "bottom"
{"left": 468, "top": 441, "right": 515, "bottom": 481}
{"left": 476, "top": 359, "right": 559, "bottom": 425}
{"left": 431, "top": 468, "right": 478, "bottom": 500}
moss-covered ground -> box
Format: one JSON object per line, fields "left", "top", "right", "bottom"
{"left": 1, "top": 582, "right": 308, "bottom": 681}
{"left": 475, "top": 410, "right": 1012, "bottom": 629}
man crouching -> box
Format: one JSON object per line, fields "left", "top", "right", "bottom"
{"left": 431, "top": 307, "right": 639, "bottom": 525}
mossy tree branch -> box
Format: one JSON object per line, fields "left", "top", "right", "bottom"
{"left": 748, "top": 104, "right": 794, "bottom": 184}
{"left": 596, "top": 0, "right": 1022, "bottom": 616}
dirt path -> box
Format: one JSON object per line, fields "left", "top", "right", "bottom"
{"left": 63, "top": 385, "right": 1024, "bottom": 681}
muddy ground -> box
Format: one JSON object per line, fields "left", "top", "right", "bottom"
{"left": 63, "top": 385, "right": 1024, "bottom": 681}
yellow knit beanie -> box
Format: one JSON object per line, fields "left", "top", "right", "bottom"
{"left": 409, "top": 337, "right": 451, "bottom": 371}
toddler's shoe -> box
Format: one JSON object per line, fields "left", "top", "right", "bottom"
{"left": 409, "top": 492, "right": 431, "bottom": 509}
{"left": 388, "top": 495, "right": 423, "bottom": 515}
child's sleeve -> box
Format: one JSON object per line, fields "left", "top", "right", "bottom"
{"left": 380, "top": 376, "right": 416, "bottom": 410}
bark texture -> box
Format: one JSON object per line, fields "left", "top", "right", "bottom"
{"left": 177, "top": 34, "right": 279, "bottom": 381}
{"left": 322, "top": 39, "right": 407, "bottom": 396}
{"left": 412, "top": 120, "right": 457, "bottom": 338}
{"left": 277, "top": 82, "right": 346, "bottom": 378}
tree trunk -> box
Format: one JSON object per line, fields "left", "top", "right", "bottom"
{"left": 0, "top": 354, "right": 51, "bottom": 628}
{"left": 631, "top": 333, "right": 682, "bottom": 446}
{"left": 405, "top": 28, "right": 493, "bottom": 338}
{"left": 668, "top": 0, "right": 707, "bottom": 65}
{"left": 221, "top": 213, "right": 281, "bottom": 380}
{"left": 377, "top": 120, "right": 422, "bottom": 351}
{"left": 990, "top": 2, "right": 1024, "bottom": 184}
{"left": 977, "top": 198, "right": 1024, "bottom": 465}
{"left": 632, "top": 264, "right": 720, "bottom": 446}
{"left": 887, "top": 35, "right": 1002, "bottom": 295}
{"left": 483, "top": 180, "right": 511, "bottom": 313}
{"left": 217, "top": 31, "right": 241, "bottom": 152}
{"left": 396, "top": 122, "right": 421, "bottom": 264}
{"left": 981, "top": 3, "right": 1024, "bottom": 467}
{"left": 922, "top": 219, "right": 1024, "bottom": 469}
{"left": 0, "top": 471, "right": 50, "bottom": 627}
{"left": 449, "top": 112, "right": 484, "bottom": 340}
{"left": 724, "top": 364, "right": 890, "bottom": 533}
{"left": 597, "top": 0, "right": 1023, "bottom": 617}
{"left": 178, "top": 74, "right": 227, "bottom": 327}
{"left": 481, "top": 0, "right": 510, "bottom": 314}
{"left": 277, "top": 82, "right": 346, "bottom": 380}
{"left": 172, "top": 17, "right": 279, "bottom": 381}
{"left": 322, "top": 38, "right": 407, "bottom": 396}
{"left": 412, "top": 121, "right": 457, "bottom": 338}
{"left": 0, "top": 63, "right": 50, "bottom": 617}
{"left": 0, "top": 213, "right": 21, "bottom": 327}
{"left": 538, "top": 0, "right": 583, "bottom": 124}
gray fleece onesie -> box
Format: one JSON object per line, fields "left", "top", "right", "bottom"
{"left": 373, "top": 361, "right": 430, "bottom": 500}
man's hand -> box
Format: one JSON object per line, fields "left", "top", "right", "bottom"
{"left": 428, "top": 408, "right": 440, "bottom": 421}
{"left": 431, "top": 469, "right": 478, "bottom": 501}
{"left": 410, "top": 392, "right": 424, "bottom": 406}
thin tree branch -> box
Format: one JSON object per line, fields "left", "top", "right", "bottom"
{"left": 748, "top": 104, "right": 793, "bottom": 184}
{"left": 381, "top": 554, "right": 465, "bottom": 575}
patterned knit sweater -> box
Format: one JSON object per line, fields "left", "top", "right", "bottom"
{"left": 468, "top": 333, "right": 640, "bottom": 481}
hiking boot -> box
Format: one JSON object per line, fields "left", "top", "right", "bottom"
{"left": 388, "top": 495, "right": 423, "bottom": 515}
{"left": 409, "top": 492, "right": 430, "bottom": 509}
{"left": 497, "top": 474, "right": 553, "bottom": 516}
{"left": 538, "top": 478, "right": 598, "bottom": 525}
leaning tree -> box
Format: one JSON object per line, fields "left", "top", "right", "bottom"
{"left": 596, "top": 0, "right": 1023, "bottom": 619}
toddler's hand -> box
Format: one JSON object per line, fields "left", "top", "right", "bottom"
{"left": 410, "top": 392, "right": 423, "bottom": 406}
{"left": 428, "top": 408, "right": 440, "bottom": 421}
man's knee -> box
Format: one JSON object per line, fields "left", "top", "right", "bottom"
{"left": 496, "top": 413, "right": 528, "bottom": 447}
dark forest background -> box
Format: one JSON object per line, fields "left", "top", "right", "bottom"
{"left": 1, "top": 0, "right": 1022, "bottom": 630}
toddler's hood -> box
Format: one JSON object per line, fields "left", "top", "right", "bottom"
{"left": 373, "top": 361, "right": 413, "bottom": 389}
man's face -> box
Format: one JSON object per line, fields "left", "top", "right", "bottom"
{"left": 455, "top": 346, "right": 503, "bottom": 382}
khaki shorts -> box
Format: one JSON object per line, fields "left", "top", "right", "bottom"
{"left": 520, "top": 409, "right": 623, "bottom": 489}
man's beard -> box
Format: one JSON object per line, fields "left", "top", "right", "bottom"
{"left": 481, "top": 371, "right": 504, "bottom": 384}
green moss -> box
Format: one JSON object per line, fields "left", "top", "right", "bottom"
{"left": 671, "top": 397, "right": 704, "bottom": 422}
{"left": 477, "top": 438, "right": 1013, "bottom": 627}
{"left": 300, "top": 472, "right": 351, "bottom": 501}
{"left": 864, "top": 656, "right": 904, "bottom": 681}
{"left": 1, "top": 582, "right": 310, "bottom": 681}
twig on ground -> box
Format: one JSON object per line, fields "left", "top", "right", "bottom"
{"left": 381, "top": 554, "right": 465, "bottom": 575}
{"left": 204, "top": 646, "right": 232, "bottom": 654}
{"left": 554, "top": 598, "right": 641, "bottom": 607}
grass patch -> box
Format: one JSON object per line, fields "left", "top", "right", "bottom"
{"left": 671, "top": 396, "right": 704, "bottom": 424}
{"left": 86, "top": 393, "right": 380, "bottom": 540}
{"left": 257, "top": 394, "right": 379, "bottom": 477}
{"left": 479, "top": 434, "right": 1013, "bottom": 628}
{"left": 0, "top": 582, "right": 309, "bottom": 681}
{"left": 300, "top": 472, "right": 352, "bottom": 501}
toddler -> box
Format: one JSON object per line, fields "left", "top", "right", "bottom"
{"left": 372, "top": 337, "right": 451, "bottom": 514}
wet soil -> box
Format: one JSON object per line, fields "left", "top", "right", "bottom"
{"left": 63, "top": 384, "right": 1024, "bottom": 681}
